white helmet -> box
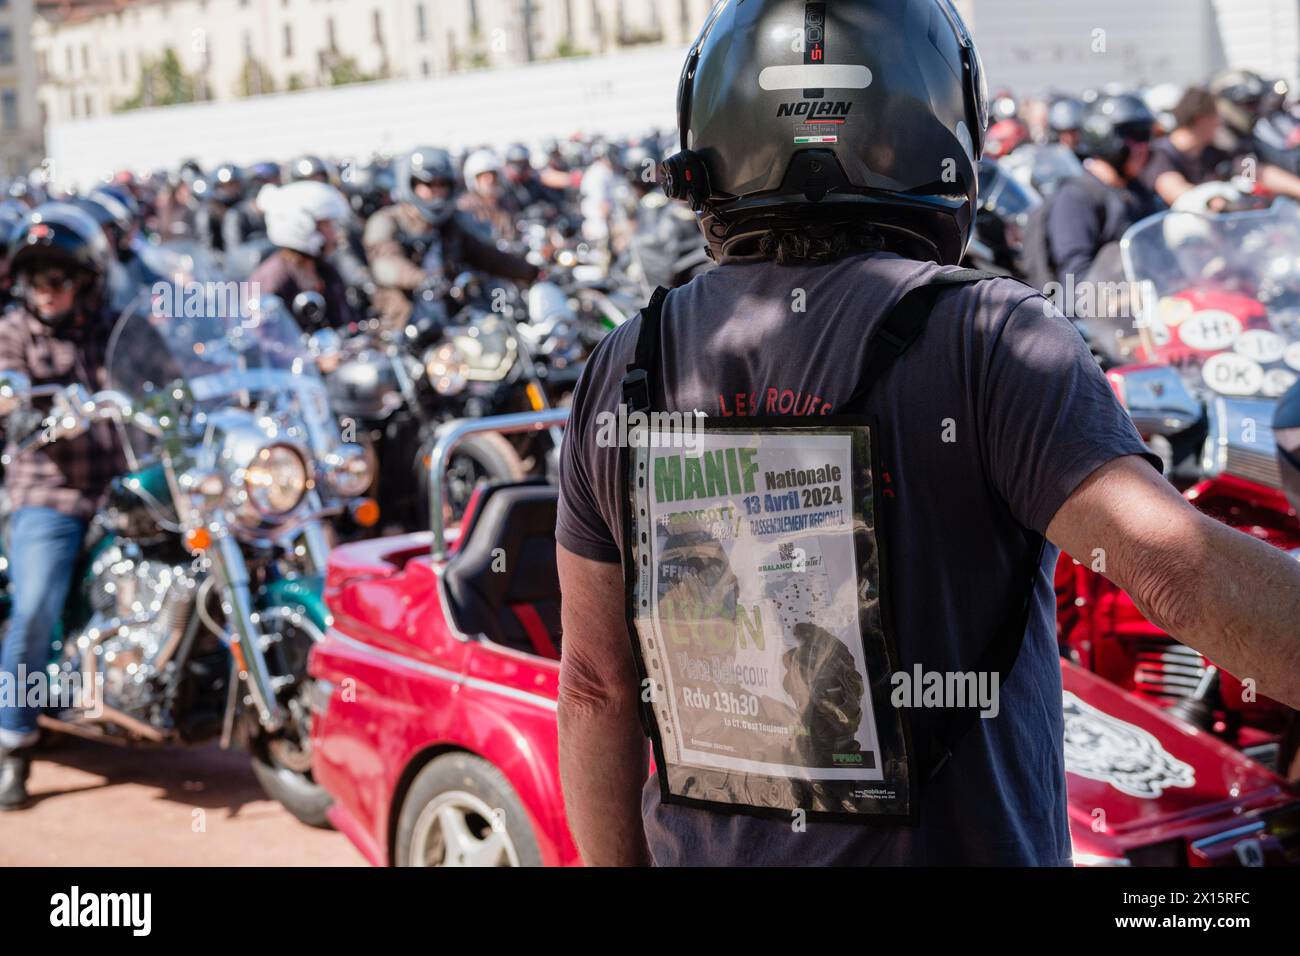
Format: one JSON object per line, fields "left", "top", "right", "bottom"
{"left": 462, "top": 149, "right": 501, "bottom": 193}
{"left": 262, "top": 180, "right": 349, "bottom": 256}
{"left": 1171, "top": 180, "right": 1246, "bottom": 214}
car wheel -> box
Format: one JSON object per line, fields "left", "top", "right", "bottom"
{"left": 395, "top": 753, "right": 543, "bottom": 867}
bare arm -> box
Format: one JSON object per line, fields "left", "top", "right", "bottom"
{"left": 556, "top": 544, "right": 651, "bottom": 866}
{"left": 1047, "top": 455, "right": 1300, "bottom": 708}
{"left": 1259, "top": 162, "right": 1300, "bottom": 201}
{"left": 1152, "top": 169, "right": 1195, "bottom": 207}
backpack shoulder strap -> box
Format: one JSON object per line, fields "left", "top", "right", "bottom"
{"left": 843, "top": 267, "right": 998, "bottom": 412}
{"left": 621, "top": 286, "right": 670, "bottom": 415}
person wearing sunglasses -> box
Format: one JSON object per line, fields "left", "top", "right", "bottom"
{"left": 0, "top": 202, "right": 124, "bottom": 809}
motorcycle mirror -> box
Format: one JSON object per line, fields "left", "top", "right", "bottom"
{"left": 448, "top": 271, "right": 477, "bottom": 303}
{"left": 292, "top": 290, "right": 327, "bottom": 327}
{"left": 1106, "top": 365, "right": 1203, "bottom": 437}
{"left": 307, "top": 327, "right": 343, "bottom": 361}
{"left": 0, "top": 370, "right": 32, "bottom": 416}
{"left": 1275, "top": 379, "right": 1300, "bottom": 515}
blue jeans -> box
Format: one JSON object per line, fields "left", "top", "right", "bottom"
{"left": 1, "top": 507, "right": 86, "bottom": 746}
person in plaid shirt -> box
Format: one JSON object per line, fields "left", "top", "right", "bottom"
{"left": 0, "top": 203, "right": 124, "bottom": 810}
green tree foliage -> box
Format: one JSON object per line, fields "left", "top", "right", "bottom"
{"left": 116, "top": 48, "right": 197, "bottom": 111}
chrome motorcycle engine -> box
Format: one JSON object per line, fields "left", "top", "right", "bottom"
{"left": 74, "top": 542, "right": 199, "bottom": 720}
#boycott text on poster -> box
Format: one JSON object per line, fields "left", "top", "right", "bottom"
{"left": 629, "top": 425, "right": 911, "bottom": 818}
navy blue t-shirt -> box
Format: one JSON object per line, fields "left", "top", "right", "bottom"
{"left": 557, "top": 251, "right": 1158, "bottom": 865}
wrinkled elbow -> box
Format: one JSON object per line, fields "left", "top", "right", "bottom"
{"left": 558, "top": 645, "right": 636, "bottom": 722}
{"left": 1125, "top": 543, "right": 1208, "bottom": 644}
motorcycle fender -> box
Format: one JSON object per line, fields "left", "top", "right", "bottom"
{"left": 259, "top": 575, "right": 329, "bottom": 631}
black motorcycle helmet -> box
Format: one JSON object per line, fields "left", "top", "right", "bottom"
{"left": 1079, "top": 94, "right": 1155, "bottom": 171}
{"left": 343, "top": 161, "right": 396, "bottom": 219}
{"left": 504, "top": 143, "right": 531, "bottom": 167}
{"left": 1277, "top": 380, "right": 1300, "bottom": 518}
{"left": 661, "top": 0, "right": 987, "bottom": 265}
{"left": 394, "top": 146, "right": 457, "bottom": 225}
{"left": 289, "top": 155, "right": 335, "bottom": 184}
{"left": 248, "top": 161, "right": 282, "bottom": 188}
{"left": 88, "top": 184, "right": 140, "bottom": 229}
{"left": 624, "top": 145, "right": 656, "bottom": 188}
{"left": 1049, "top": 96, "right": 1085, "bottom": 137}
{"left": 210, "top": 163, "right": 244, "bottom": 203}
{"left": 1212, "top": 69, "right": 1270, "bottom": 138}
{"left": 0, "top": 199, "right": 25, "bottom": 245}
{"left": 9, "top": 202, "right": 112, "bottom": 323}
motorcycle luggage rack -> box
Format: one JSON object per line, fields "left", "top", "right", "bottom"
{"left": 427, "top": 409, "right": 570, "bottom": 562}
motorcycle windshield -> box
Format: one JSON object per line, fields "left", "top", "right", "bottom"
{"left": 135, "top": 240, "right": 226, "bottom": 287}
{"left": 1120, "top": 199, "right": 1300, "bottom": 401}
{"left": 978, "top": 160, "right": 1040, "bottom": 220}
{"left": 105, "top": 293, "right": 340, "bottom": 455}
{"left": 1001, "top": 143, "right": 1083, "bottom": 198}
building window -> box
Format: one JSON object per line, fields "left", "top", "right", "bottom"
{"left": 372, "top": 10, "right": 383, "bottom": 44}
{"left": 284, "top": 24, "right": 293, "bottom": 57}
{"left": 1, "top": 90, "right": 18, "bottom": 132}
{"left": 243, "top": 32, "right": 252, "bottom": 57}
{"left": 65, "top": 47, "right": 72, "bottom": 74}
{"left": 0, "top": 28, "right": 12, "bottom": 67}
{"left": 327, "top": 18, "right": 337, "bottom": 52}
{"left": 421, "top": 59, "right": 430, "bottom": 77}
{"left": 84, "top": 94, "right": 93, "bottom": 117}
{"left": 416, "top": 4, "right": 428, "bottom": 41}
{"left": 119, "top": 51, "right": 128, "bottom": 83}
{"left": 82, "top": 45, "right": 89, "bottom": 71}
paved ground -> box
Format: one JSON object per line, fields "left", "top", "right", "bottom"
{"left": 0, "top": 734, "right": 365, "bottom": 866}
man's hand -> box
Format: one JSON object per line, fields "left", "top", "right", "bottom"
{"left": 556, "top": 545, "right": 651, "bottom": 866}
{"left": 1047, "top": 456, "right": 1300, "bottom": 708}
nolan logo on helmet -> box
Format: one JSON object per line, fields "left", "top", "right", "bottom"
{"left": 776, "top": 100, "right": 853, "bottom": 118}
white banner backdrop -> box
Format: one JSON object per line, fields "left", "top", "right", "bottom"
{"left": 46, "top": 44, "right": 687, "bottom": 188}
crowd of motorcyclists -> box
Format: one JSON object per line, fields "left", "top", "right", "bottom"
{"left": 972, "top": 69, "right": 1300, "bottom": 298}
{"left": 1, "top": 59, "right": 1300, "bottom": 814}
{"left": 0, "top": 133, "right": 711, "bottom": 331}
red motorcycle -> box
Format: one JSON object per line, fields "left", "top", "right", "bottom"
{"left": 1059, "top": 200, "right": 1300, "bottom": 777}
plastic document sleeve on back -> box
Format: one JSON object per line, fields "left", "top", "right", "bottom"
{"left": 624, "top": 419, "right": 916, "bottom": 824}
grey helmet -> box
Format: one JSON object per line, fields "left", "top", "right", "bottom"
{"left": 660, "top": 0, "right": 988, "bottom": 264}
{"left": 394, "top": 145, "right": 457, "bottom": 226}
{"left": 1048, "top": 96, "right": 1085, "bottom": 135}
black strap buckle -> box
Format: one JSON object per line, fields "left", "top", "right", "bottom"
{"left": 622, "top": 367, "right": 651, "bottom": 413}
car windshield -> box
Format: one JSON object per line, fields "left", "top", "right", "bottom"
{"left": 1119, "top": 200, "right": 1300, "bottom": 401}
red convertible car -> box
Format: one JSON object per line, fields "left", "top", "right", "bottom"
{"left": 308, "top": 412, "right": 1300, "bottom": 867}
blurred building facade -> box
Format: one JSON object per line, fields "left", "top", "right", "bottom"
{"left": 25, "top": 0, "right": 1300, "bottom": 186}
{"left": 32, "top": 0, "right": 716, "bottom": 123}
{"left": 1, "top": 0, "right": 42, "bottom": 176}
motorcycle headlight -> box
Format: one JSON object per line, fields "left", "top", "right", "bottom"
{"left": 325, "top": 442, "right": 373, "bottom": 497}
{"left": 243, "top": 444, "right": 309, "bottom": 516}
{"left": 423, "top": 342, "right": 469, "bottom": 396}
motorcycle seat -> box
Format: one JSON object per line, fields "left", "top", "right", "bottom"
{"left": 443, "top": 483, "right": 562, "bottom": 659}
